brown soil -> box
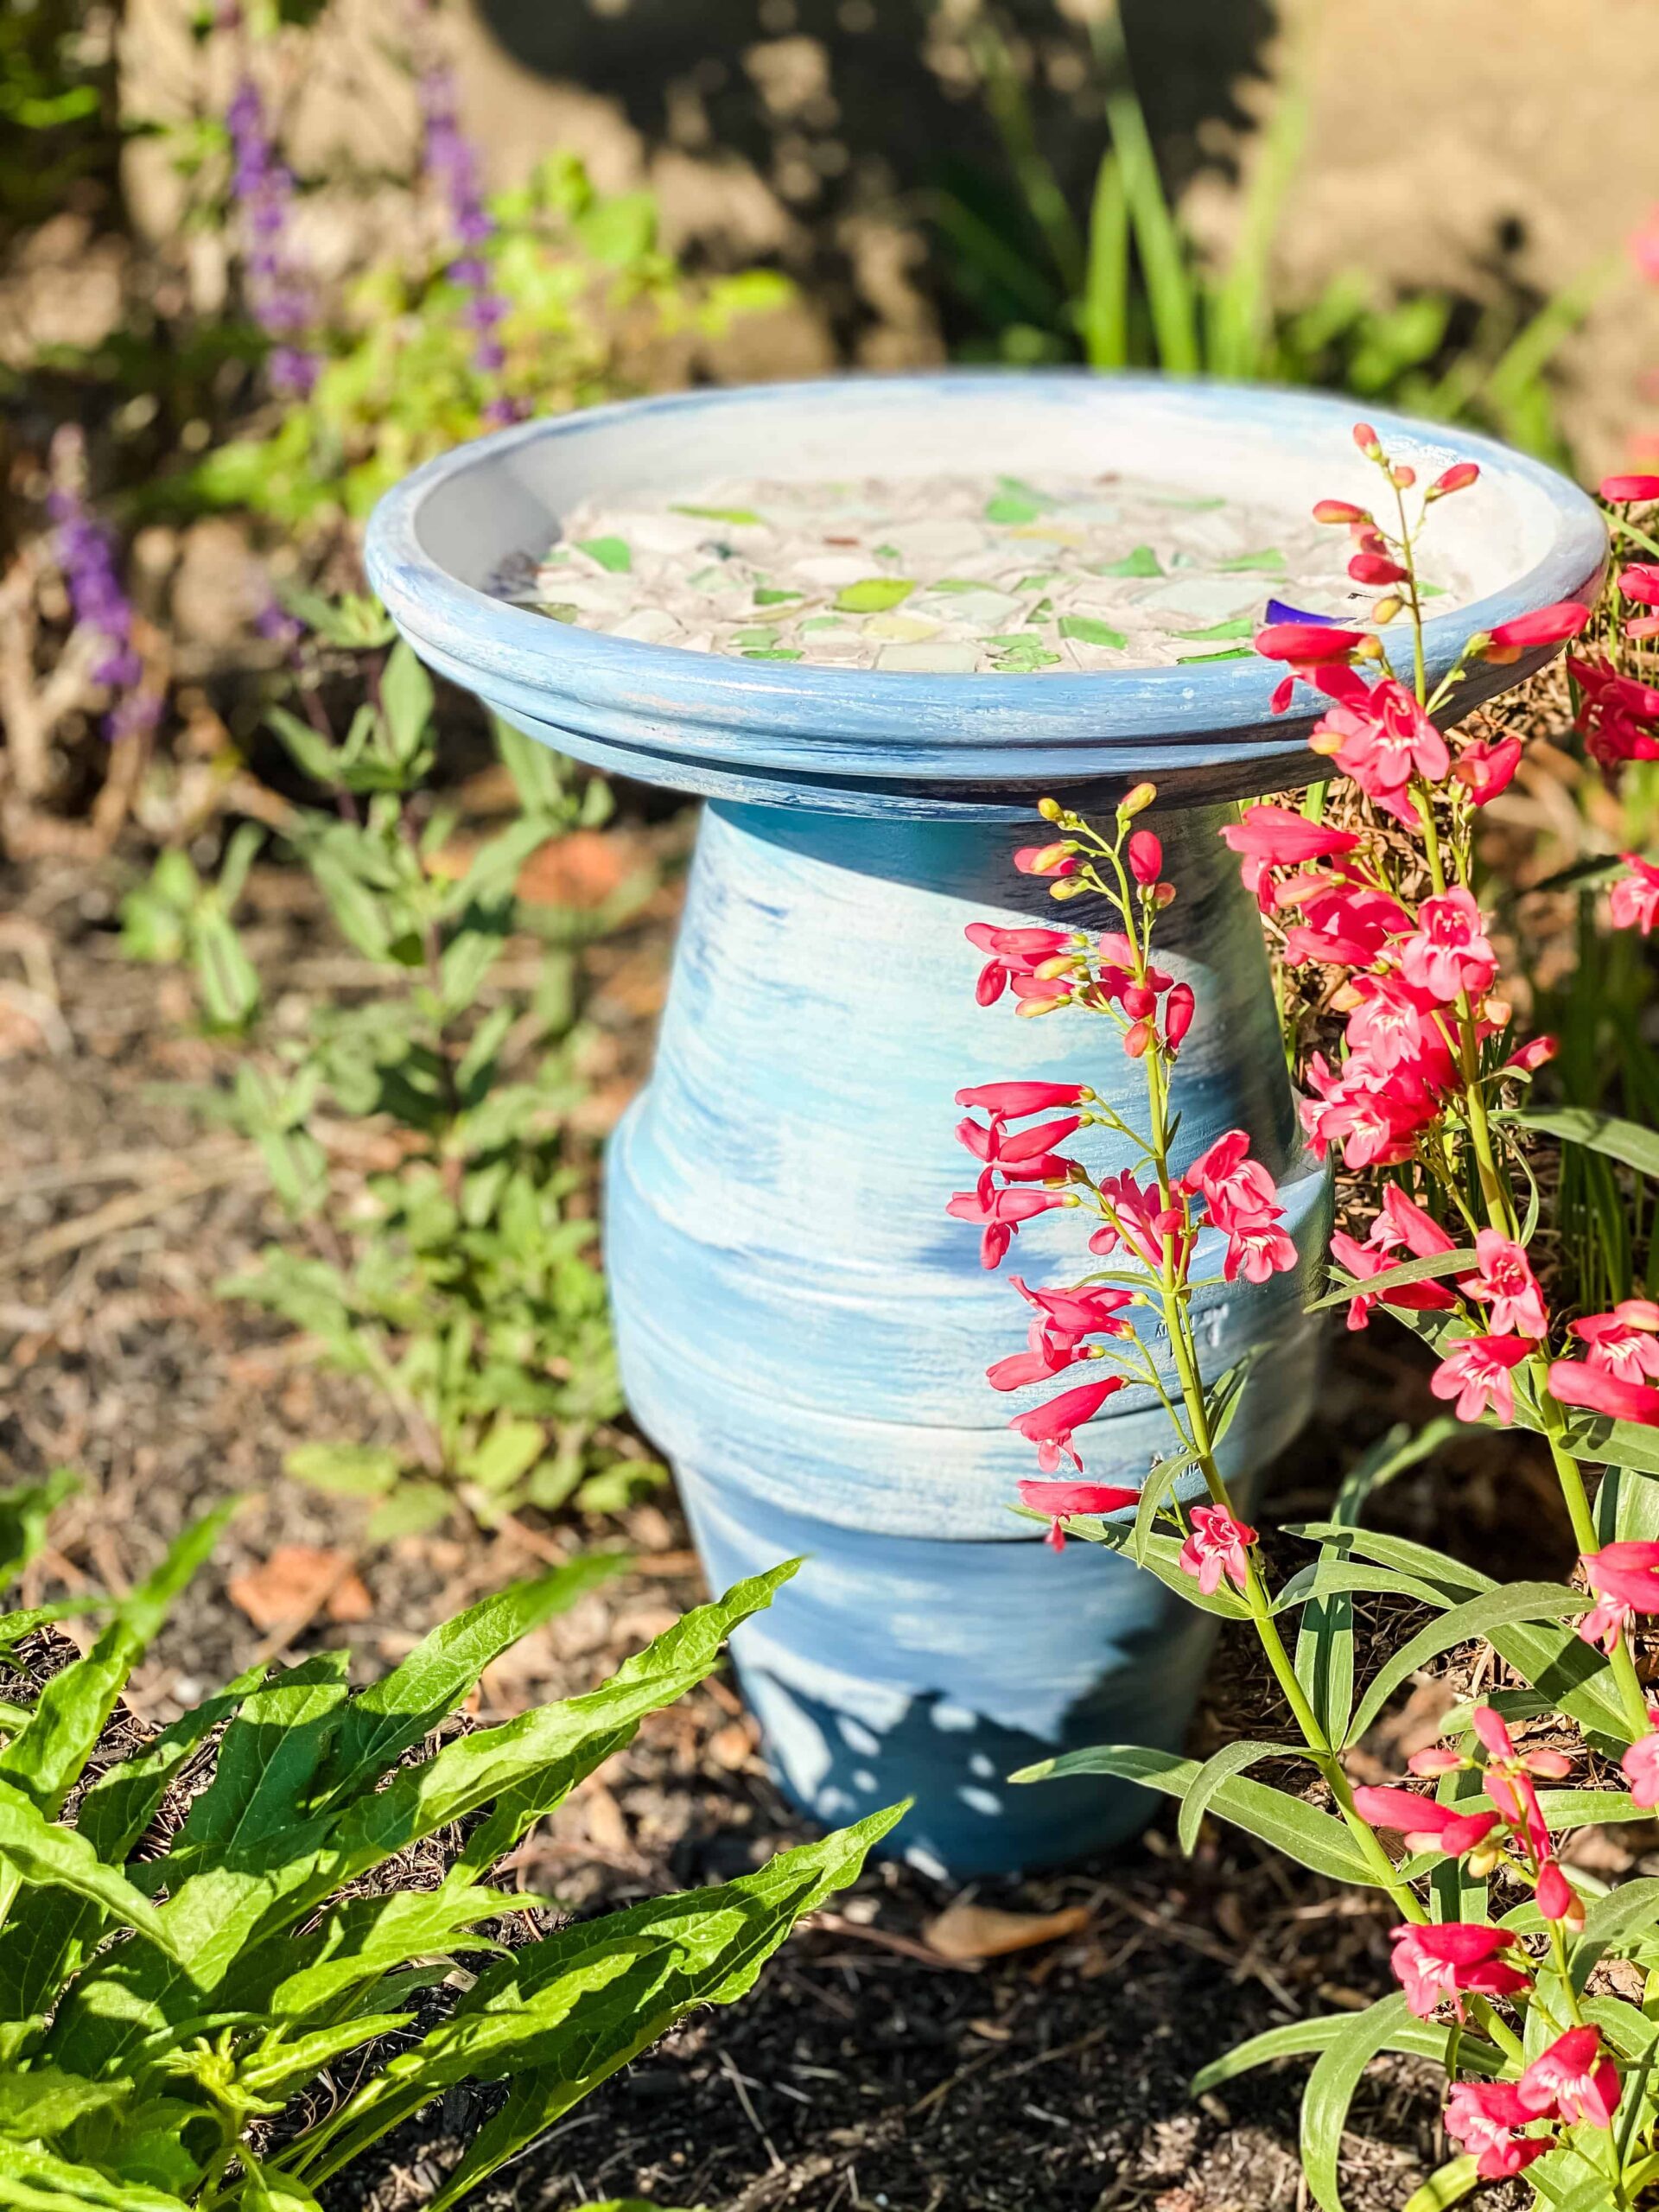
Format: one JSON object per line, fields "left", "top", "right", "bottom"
{"left": 0, "top": 834, "right": 1641, "bottom": 2212}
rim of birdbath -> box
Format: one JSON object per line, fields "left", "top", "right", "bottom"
{"left": 365, "top": 371, "right": 1605, "bottom": 817}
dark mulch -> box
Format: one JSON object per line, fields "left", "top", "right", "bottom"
{"left": 0, "top": 839, "right": 1623, "bottom": 2212}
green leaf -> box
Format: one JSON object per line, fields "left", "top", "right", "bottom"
{"left": 241, "top": 2160, "right": 323, "bottom": 2212}
{"left": 0, "top": 2073, "right": 129, "bottom": 2142}
{"left": 379, "top": 644, "right": 435, "bottom": 766}
{"left": 833, "top": 578, "right": 914, "bottom": 613}
{"left": 378, "top": 1807, "right": 905, "bottom": 2209}
{"left": 0, "top": 2140, "right": 190, "bottom": 2212}
{"left": 0, "top": 1779, "right": 178, "bottom": 1958}
{"left": 1507, "top": 1104, "right": 1659, "bottom": 1180}
{"left": 1573, "top": 1877, "right": 1659, "bottom": 1980}
{"left": 55, "top": 1564, "right": 791, "bottom": 2082}
{"left": 1058, "top": 615, "right": 1128, "bottom": 649}
{"left": 1306, "top": 1247, "right": 1478, "bottom": 1313}
{"left": 1402, "top": 2156, "right": 1481, "bottom": 2212}
{"left": 283, "top": 1444, "right": 400, "bottom": 1497}
{"left": 1301, "top": 1993, "right": 1419, "bottom": 2212}
{"left": 170, "top": 1650, "right": 351, "bottom": 1866}
{"left": 1344, "top": 1583, "right": 1589, "bottom": 1747}
{"left": 1192, "top": 2009, "right": 1496, "bottom": 2096}
{"left": 1178, "top": 1739, "right": 1313, "bottom": 1853}
{"left": 1332, "top": 1420, "right": 1459, "bottom": 1526}
{"left": 365, "top": 1484, "right": 452, "bottom": 1543}
{"left": 1012, "top": 1744, "right": 1380, "bottom": 1885}
{"left": 263, "top": 1881, "right": 515, "bottom": 2019}
{"left": 0, "top": 1503, "right": 236, "bottom": 1815}
{"left": 0, "top": 1475, "right": 78, "bottom": 1588}
{"left": 240, "top": 2012, "right": 416, "bottom": 2099}
{"left": 319, "top": 1554, "right": 629, "bottom": 1809}
{"left": 1275, "top": 1561, "right": 1452, "bottom": 1615}
{"left": 461, "top": 1417, "right": 547, "bottom": 1495}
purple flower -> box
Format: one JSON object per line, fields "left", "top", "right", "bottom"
{"left": 47, "top": 482, "right": 157, "bottom": 742}
{"left": 226, "top": 73, "right": 316, "bottom": 397}
{"left": 418, "top": 63, "right": 524, "bottom": 423}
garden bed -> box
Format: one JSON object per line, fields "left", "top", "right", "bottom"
{"left": 0, "top": 819, "right": 1633, "bottom": 2212}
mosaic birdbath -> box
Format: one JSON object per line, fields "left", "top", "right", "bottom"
{"left": 366, "top": 373, "right": 1604, "bottom": 1878}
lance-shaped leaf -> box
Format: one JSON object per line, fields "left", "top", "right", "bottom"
{"left": 168, "top": 1651, "right": 351, "bottom": 1869}
{"left": 1306, "top": 1247, "right": 1478, "bottom": 1315}
{"left": 0, "top": 2073, "right": 130, "bottom": 2142}
{"left": 316, "top": 1553, "right": 626, "bottom": 1810}
{"left": 296, "top": 1806, "right": 905, "bottom": 2203}
{"left": 1343, "top": 1583, "right": 1589, "bottom": 1749}
{"left": 51, "top": 1567, "right": 800, "bottom": 2077}
{"left": 0, "top": 1474, "right": 79, "bottom": 1591}
{"left": 1011, "top": 1744, "right": 1380, "bottom": 1885}
{"left": 1301, "top": 1993, "right": 1425, "bottom": 2212}
{"left": 0, "top": 1504, "right": 237, "bottom": 1817}
{"left": 1192, "top": 2007, "right": 1501, "bottom": 2095}
{"left": 1402, "top": 2156, "right": 1481, "bottom": 2212}
{"left": 261, "top": 1881, "right": 516, "bottom": 2020}
{"left": 1177, "top": 1739, "right": 1315, "bottom": 1854}
{"left": 0, "top": 1664, "right": 266, "bottom": 2036}
{"left": 1506, "top": 1104, "right": 1659, "bottom": 1180}
{"left": 0, "top": 2139, "right": 190, "bottom": 2212}
{"left": 0, "top": 1781, "right": 178, "bottom": 1961}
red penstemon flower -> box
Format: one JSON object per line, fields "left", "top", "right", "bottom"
{"left": 1349, "top": 1786, "right": 1497, "bottom": 1858}
{"left": 1177, "top": 1503, "right": 1257, "bottom": 1596}
{"left": 1429, "top": 1332, "right": 1531, "bottom": 1423}
{"left": 1518, "top": 2027, "right": 1621, "bottom": 2130}
{"left": 1016, "top": 1478, "right": 1139, "bottom": 1551}
{"left": 953, "top": 416, "right": 1659, "bottom": 2207}
{"left": 1008, "top": 1376, "right": 1126, "bottom": 1475}
{"left": 1609, "top": 854, "right": 1659, "bottom": 936}
{"left": 1444, "top": 2080, "right": 1551, "bottom": 2180}
{"left": 1389, "top": 1922, "right": 1531, "bottom": 2021}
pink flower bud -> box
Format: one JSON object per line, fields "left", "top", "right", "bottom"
{"left": 1353, "top": 421, "right": 1382, "bottom": 455}
{"left": 1120, "top": 983, "right": 1157, "bottom": 1019}
{"left": 1014, "top": 842, "right": 1078, "bottom": 877}
{"left": 1535, "top": 1861, "right": 1583, "bottom": 1929}
{"left": 1128, "top": 830, "right": 1163, "bottom": 885}
{"left": 1164, "top": 982, "right": 1195, "bottom": 1050}
{"left": 1313, "top": 499, "right": 1370, "bottom": 524}
{"left": 1407, "top": 1746, "right": 1464, "bottom": 1776}
{"left": 1507, "top": 1035, "right": 1557, "bottom": 1074}
{"left": 1481, "top": 601, "right": 1592, "bottom": 652}
{"left": 1254, "top": 621, "right": 1369, "bottom": 663}
{"left": 1621, "top": 563, "right": 1659, "bottom": 606}
{"left": 1429, "top": 461, "right": 1480, "bottom": 498}
{"left": 1522, "top": 1748, "right": 1573, "bottom": 1780}
{"left": 1391, "top": 464, "right": 1416, "bottom": 489}
{"left": 1600, "top": 473, "right": 1659, "bottom": 502}
{"left": 1123, "top": 1019, "right": 1153, "bottom": 1058}
{"left": 1350, "top": 552, "right": 1409, "bottom": 587}
{"left": 1153, "top": 881, "right": 1177, "bottom": 908}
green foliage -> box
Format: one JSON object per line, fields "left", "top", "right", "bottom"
{"left": 189, "top": 152, "right": 792, "bottom": 526}
{"left": 0, "top": 0, "right": 109, "bottom": 247}
{"left": 942, "top": 11, "right": 1612, "bottom": 460}
{"left": 121, "top": 604, "right": 660, "bottom": 1539}
{"left": 0, "top": 1510, "right": 896, "bottom": 2208}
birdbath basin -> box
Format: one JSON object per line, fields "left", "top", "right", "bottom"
{"left": 367, "top": 372, "right": 1605, "bottom": 1878}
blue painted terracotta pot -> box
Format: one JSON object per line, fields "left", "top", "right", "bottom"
{"left": 367, "top": 373, "right": 1605, "bottom": 1877}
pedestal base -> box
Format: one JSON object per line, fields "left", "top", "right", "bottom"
{"left": 605, "top": 798, "right": 1330, "bottom": 1876}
